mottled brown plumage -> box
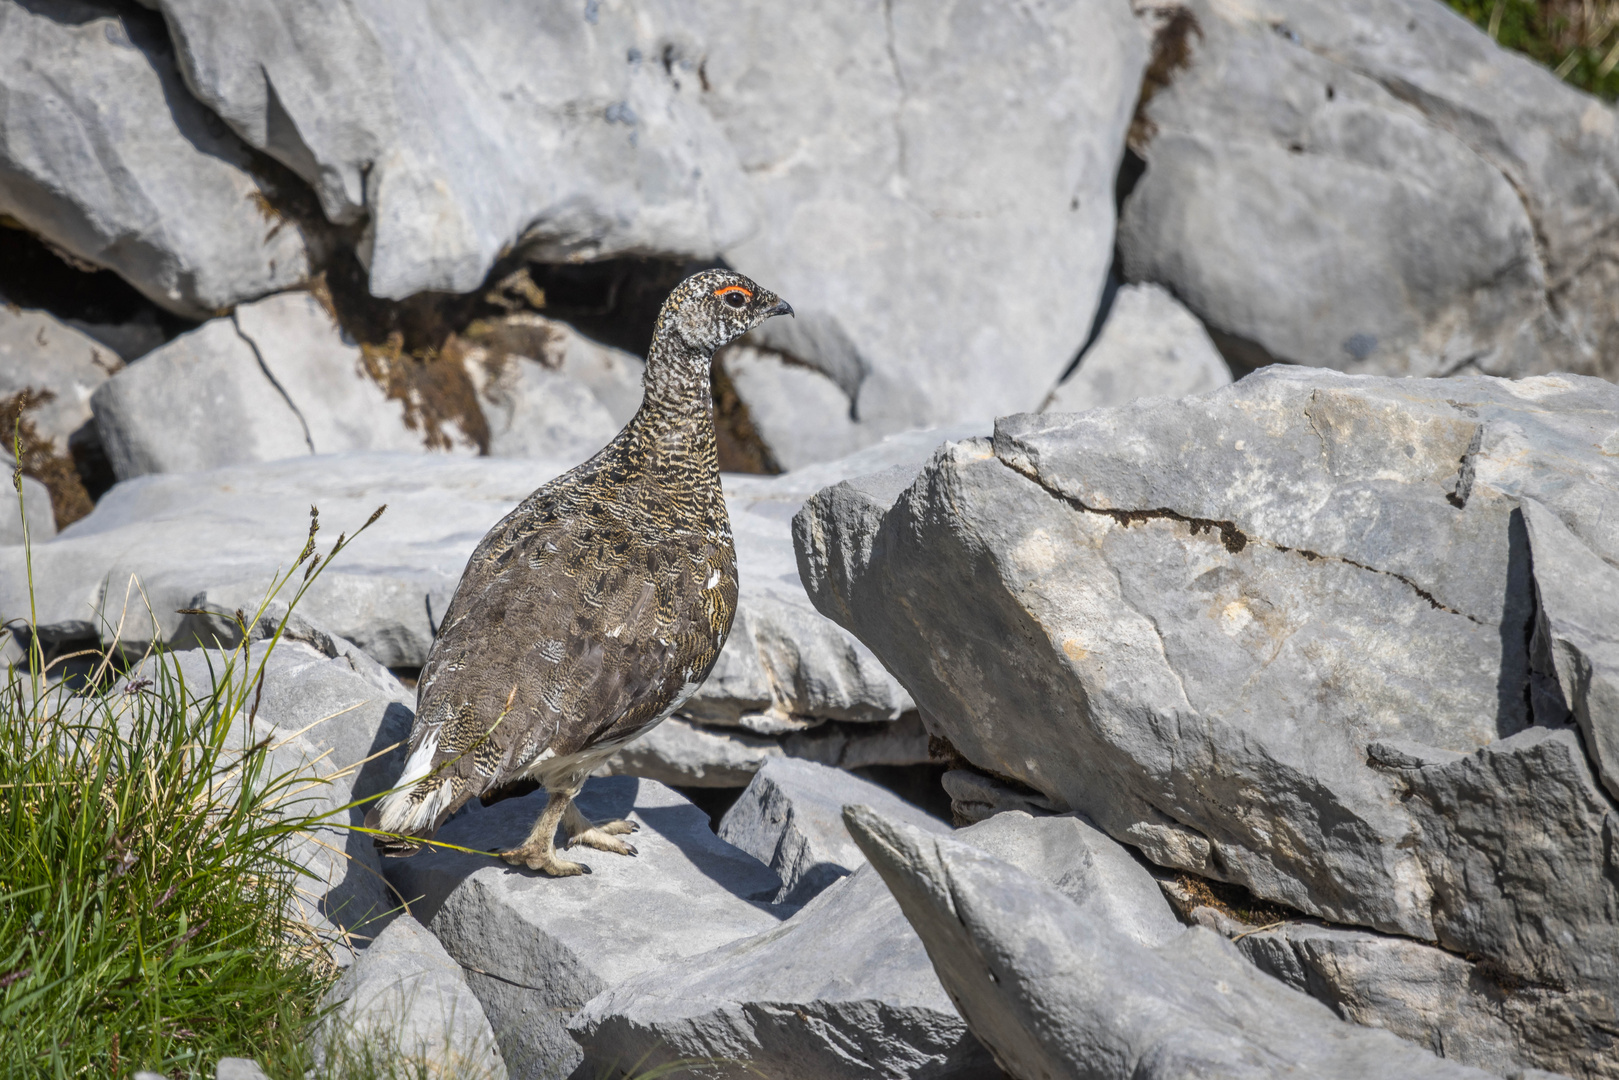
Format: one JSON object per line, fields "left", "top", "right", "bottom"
{"left": 368, "top": 269, "right": 791, "bottom": 874}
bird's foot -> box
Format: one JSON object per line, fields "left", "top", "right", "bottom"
{"left": 566, "top": 825, "right": 638, "bottom": 857}
{"left": 498, "top": 843, "right": 590, "bottom": 877}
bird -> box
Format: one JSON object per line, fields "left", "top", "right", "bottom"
{"left": 366, "top": 269, "right": 793, "bottom": 876}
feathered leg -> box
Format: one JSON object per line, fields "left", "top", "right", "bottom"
{"left": 563, "top": 800, "right": 639, "bottom": 856}
{"left": 499, "top": 791, "right": 589, "bottom": 876}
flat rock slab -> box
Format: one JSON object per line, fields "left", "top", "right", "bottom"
{"left": 385, "top": 776, "right": 781, "bottom": 1080}
{"left": 316, "top": 913, "right": 506, "bottom": 1079}
{"left": 846, "top": 807, "right": 1496, "bottom": 1080}
{"left": 718, "top": 756, "right": 948, "bottom": 904}
{"left": 571, "top": 810, "right": 1179, "bottom": 1079}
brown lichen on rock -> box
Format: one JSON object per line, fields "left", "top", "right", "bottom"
{"left": 1, "top": 389, "right": 94, "bottom": 528}
{"left": 1129, "top": 5, "right": 1203, "bottom": 152}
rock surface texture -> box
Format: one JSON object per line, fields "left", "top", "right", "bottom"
{"left": 0, "top": 1, "right": 309, "bottom": 318}
{"left": 797, "top": 366, "right": 1619, "bottom": 1077}
{"left": 1121, "top": 0, "right": 1619, "bottom": 382}
{"left": 717, "top": 757, "right": 947, "bottom": 905}
{"left": 90, "top": 292, "right": 466, "bottom": 481}
{"left": 384, "top": 776, "right": 781, "bottom": 1080}
{"left": 1523, "top": 497, "right": 1619, "bottom": 801}
{"left": 1044, "top": 283, "right": 1231, "bottom": 413}
{"left": 700, "top": 0, "right": 1147, "bottom": 443}
{"left": 0, "top": 305, "right": 115, "bottom": 455}
{"left": 845, "top": 807, "right": 1498, "bottom": 1080}
{"left": 146, "top": 0, "right": 752, "bottom": 299}
{"left": 571, "top": 809, "right": 1179, "bottom": 1080}
{"left": 315, "top": 914, "right": 506, "bottom": 1079}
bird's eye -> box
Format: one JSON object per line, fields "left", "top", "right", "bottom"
{"left": 723, "top": 291, "right": 747, "bottom": 309}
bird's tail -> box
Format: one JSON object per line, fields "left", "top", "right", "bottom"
{"left": 366, "top": 732, "right": 464, "bottom": 858}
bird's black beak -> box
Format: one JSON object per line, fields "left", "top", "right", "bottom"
{"left": 765, "top": 298, "right": 794, "bottom": 318}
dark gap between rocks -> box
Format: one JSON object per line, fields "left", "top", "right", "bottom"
{"left": 1162, "top": 870, "right": 1305, "bottom": 927}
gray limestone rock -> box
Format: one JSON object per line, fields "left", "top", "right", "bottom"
{"left": 717, "top": 757, "right": 947, "bottom": 904}
{"left": 597, "top": 713, "right": 936, "bottom": 790}
{"left": 845, "top": 806, "right": 1496, "bottom": 1080}
{"left": 1120, "top": 0, "right": 1619, "bottom": 382}
{"left": 1223, "top": 917, "right": 1587, "bottom": 1078}
{"left": 148, "top": 0, "right": 752, "bottom": 299}
{"left": 1522, "top": 498, "right": 1619, "bottom": 801}
{"left": 701, "top": 0, "right": 1147, "bottom": 438}
{"left": 384, "top": 776, "right": 781, "bottom": 1080}
{"left": 795, "top": 367, "right": 1619, "bottom": 1072}
{"left": 91, "top": 316, "right": 313, "bottom": 481}
{"left": 0, "top": 2, "right": 308, "bottom": 319}
{"left": 0, "top": 305, "right": 116, "bottom": 456}
{"left": 213, "top": 1060, "right": 269, "bottom": 1080}
{"left": 315, "top": 914, "right": 506, "bottom": 1079}
{"left": 1044, "top": 283, "right": 1231, "bottom": 413}
{"left": 232, "top": 291, "right": 434, "bottom": 457}
{"left": 940, "top": 768, "right": 1062, "bottom": 826}
{"left": 460, "top": 313, "right": 645, "bottom": 445}
{"left": 1, "top": 459, "right": 56, "bottom": 546}
{"left": 718, "top": 344, "right": 864, "bottom": 471}
{"left": 570, "top": 809, "right": 1178, "bottom": 1080}
{"left": 92, "top": 292, "right": 468, "bottom": 482}
{"left": 466, "top": 357, "right": 616, "bottom": 464}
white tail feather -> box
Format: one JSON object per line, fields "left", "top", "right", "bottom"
{"left": 375, "top": 730, "right": 443, "bottom": 833}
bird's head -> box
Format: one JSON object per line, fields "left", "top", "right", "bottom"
{"left": 657, "top": 268, "right": 793, "bottom": 355}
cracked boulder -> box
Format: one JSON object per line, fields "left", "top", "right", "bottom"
{"left": 1043, "top": 283, "right": 1231, "bottom": 413}
{"left": 569, "top": 809, "right": 1179, "bottom": 1080}
{"left": 1120, "top": 0, "right": 1619, "bottom": 382}
{"left": 700, "top": 0, "right": 1147, "bottom": 449}
{"left": 0, "top": 1, "right": 309, "bottom": 319}
{"left": 146, "top": 0, "right": 752, "bottom": 300}
{"left": 1180, "top": 906, "right": 1598, "bottom": 1078}
{"left": 91, "top": 292, "right": 439, "bottom": 481}
{"left": 795, "top": 366, "right": 1619, "bottom": 1072}
{"left": 844, "top": 806, "right": 1497, "bottom": 1080}
{"left": 384, "top": 776, "right": 781, "bottom": 1080}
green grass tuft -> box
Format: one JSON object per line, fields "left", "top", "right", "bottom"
{"left": 1, "top": 438, "right": 391, "bottom": 1078}
{"left": 1448, "top": 0, "right": 1619, "bottom": 99}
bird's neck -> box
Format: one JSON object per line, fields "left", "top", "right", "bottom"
{"left": 638, "top": 330, "right": 714, "bottom": 415}
{"left": 627, "top": 330, "right": 721, "bottom": 482}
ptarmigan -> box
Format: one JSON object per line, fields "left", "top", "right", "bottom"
{"left": 367, "top": 269, "right": 792, "bottom": 876}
